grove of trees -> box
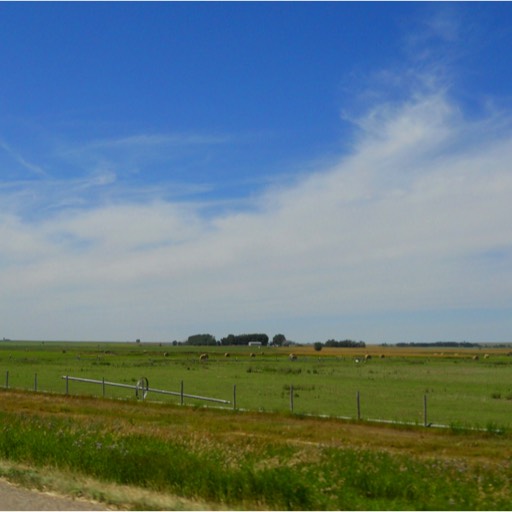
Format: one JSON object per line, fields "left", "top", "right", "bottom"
{"left": 322, "top": 339, "right": 366, "bottom": 348}
{"left": 186, "top": 334, "right": 217, "bottom": 346}
{"left": 183, "top": 334, "right": 368, "bottom": 348}
{"left": 184, "top": 333, "right": 274, "bottom": 346}
{"left": 220, "top": 333, "right": 269, "bottom": 346}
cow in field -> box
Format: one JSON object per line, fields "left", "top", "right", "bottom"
{"left": 199, "top": 353, "right": 209, "bottom": 361}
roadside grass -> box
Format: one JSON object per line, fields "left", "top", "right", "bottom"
{"left": 0, "top": 390, "right": 512, "bottom": 510}
{"left": 0, "top": 459, "right": 215, "bottom": 511}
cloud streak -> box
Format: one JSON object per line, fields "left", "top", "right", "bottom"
{"left": 1, "top": 90, "right": 512, "bottom": 342}
{"left": 0, "top": 139, "right": 47, "bottom": 177}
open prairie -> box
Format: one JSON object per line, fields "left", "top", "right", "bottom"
{"left": 1, "top": 341, "right": 512, "bottom": 429}
{"left": 1, "top": 342, "right": 512, "bottom": 510}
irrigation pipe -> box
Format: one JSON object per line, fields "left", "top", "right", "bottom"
{"left": 61, "top": 375, "right": 230, "bottom": 404}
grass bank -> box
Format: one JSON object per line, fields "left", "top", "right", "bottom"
{"left": 0, "top": 390, "right": 511, "bottom": 510}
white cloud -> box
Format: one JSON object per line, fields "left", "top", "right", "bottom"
{"left": 1, "top": 92, "right": 512, "bottom": 342}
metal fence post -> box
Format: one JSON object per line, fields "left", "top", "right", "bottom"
{"left": 34, "top": 373, "right": 38, "bottom": 392}
{"left": 290, "top": 384, "right": 294, "bottom": 413}
{"left": 5, "top": 370, "right": 8, "bottom": 389}
{"left": 357, "top": 390, "right": 361, "bottom": 421}
{"left": 102, "top": 377, "right": 106, "bottom": 398}
{"left": 65, "top": 375, "right": 69, "bottom": 395}
{"left": 233, "top": 384, "right": 237, "bottom": 411}
{"left": 180, "top": 380, "right": 184, "bottom": 405}
{"left": 424, "top": 394, "right": 428, "bottom": 427}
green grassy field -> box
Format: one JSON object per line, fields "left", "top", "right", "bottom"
{"left": 1, "top": 341, "right": 512, "bottom": 429}
{"left": 1, "top": 341, "right": 512, "bottom": 510}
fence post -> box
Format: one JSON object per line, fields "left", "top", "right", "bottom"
{"left": 290, "top": 384, "right": 294, "bottom": 413}
{"left": 424, "top": 394, "right": 428, "bottom": 427}
{"left": 34, "top": 373, "right": 38, "bottom": 392}
{"left": 180, "top": 380, "right": 184, "bottom": 406}
{"left": 357, "top": 390, "right": 361, "bottom": 420}
{"left": 5, "top": 370, "right": 8, "bottom": 389}
{"left": 102, "top": 377, "right": 106, "bottom": 398}
{"left": 233, "top": 384, "right": 237, "bottom": 411}
{"left": 65, "top": 375, "right": 69, "bottom": 395}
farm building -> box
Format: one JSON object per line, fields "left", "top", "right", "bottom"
{"left": 248, "top": 342, "right": 262, "bottom": 347}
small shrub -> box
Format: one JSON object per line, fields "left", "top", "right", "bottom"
{"left": 486, "top": 422, "right": 507, "bottom": 435}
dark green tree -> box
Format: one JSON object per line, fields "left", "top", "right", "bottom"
{"left": 272, "top": 334, "right": 286, "bottom": 346}
{"left": 186, "top": 334, "right": 216, "bottom": 346}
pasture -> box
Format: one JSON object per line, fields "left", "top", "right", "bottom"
{"left": 1, "top": 341, "right": 512, "bottom": 509}
{"left": 1, "top": 341, "right": 512, "bottom": 429}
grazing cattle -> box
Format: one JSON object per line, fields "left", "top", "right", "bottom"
{"left": 289, "top": 353, "right": 297, "bottom": 361}
{"left": 484, "top": 354, "right": 490, "bottom": 359}
{"left": 224, "top": 353, "right": 230, "bottom": 358}
{"left": 364, "top": 354, "right": 372, "bottom": 361}
{"left": 472, "top": 355, "right": 479, "bottom": 361}
{"left": 250, "top": 353, "right": 256, "bottom": 358}
{"left": 199, "top": 353, "right": 209, "bottom": 361}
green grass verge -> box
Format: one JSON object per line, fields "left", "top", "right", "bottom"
{"left": 0, "top": 390, "right": 511, "bottom": 510}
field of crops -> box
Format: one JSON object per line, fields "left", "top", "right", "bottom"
{"left": 1, "top": 341, "right": 512, "bottom": 430}
{"left": 1, "top": 341, "right": 512, "bottom": 510}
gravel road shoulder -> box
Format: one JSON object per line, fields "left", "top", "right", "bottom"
{"left": 0, "top": 478, "right": 108, "bottom": 511}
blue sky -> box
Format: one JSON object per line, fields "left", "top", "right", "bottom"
{"left": 1, "top": 2, "right": 512, "bottom": 343}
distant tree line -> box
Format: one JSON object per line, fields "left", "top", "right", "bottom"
{"left": 183, "top": 334, "right": 370, "bottom": 348}
{"left": 323, "top": 339, "right": 366, "bottom": 348}
{"left": 185, "top": 333, "right": 283, "bottom": 346}
{"left": 220, "top": 333, "right": 269, "bottom": 346}
{"left": 395, "top": 341, "right": 480, "bottom": 348}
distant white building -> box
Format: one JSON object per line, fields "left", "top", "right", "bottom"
{"left": 248, "top": 341, "right": 262, "bottom": 347}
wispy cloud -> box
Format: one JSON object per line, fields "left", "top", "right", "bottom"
{"left": 82, "top": 133, "right": 231, "bottom": 151}
{"left": 0, "top": 139, "right": 47, "bottom": 177}
{"left": 403, "top": 4, "right": 464, "bottom": 61}
{"left": 57, "top": 131, "right": 231, "bottom": 172}
{"left": 1, "top": 88, "right": 511, "bottom": 342}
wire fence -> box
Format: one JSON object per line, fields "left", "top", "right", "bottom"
{"left": 0, "top": 369, "right": 455, "bottom": 430}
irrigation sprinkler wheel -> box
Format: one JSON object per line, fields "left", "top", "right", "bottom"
{"left": 135, "top": 377, "right": 149, "bottom": 400}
